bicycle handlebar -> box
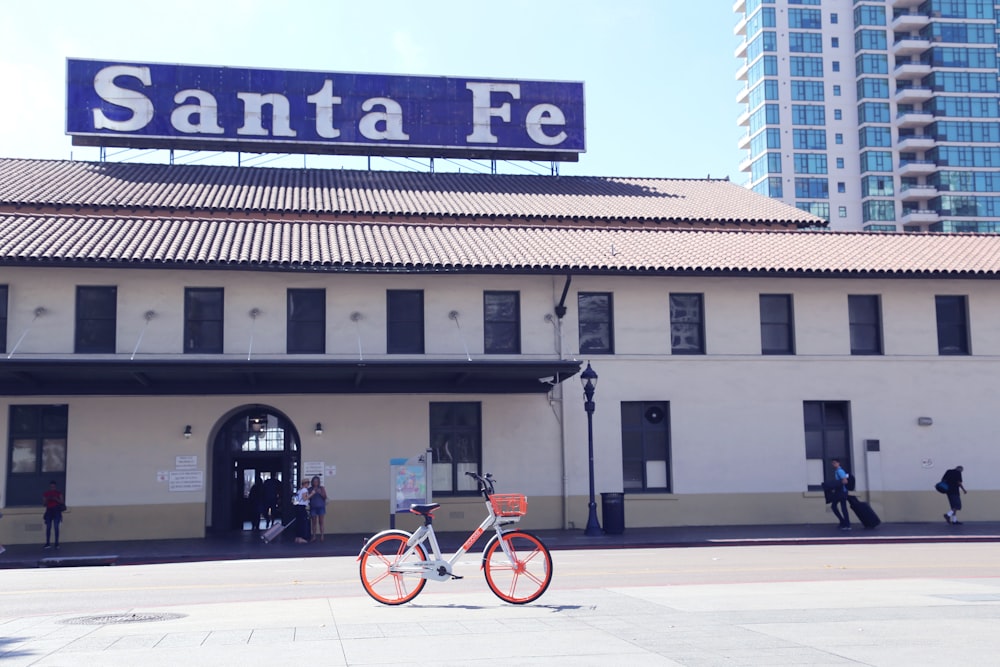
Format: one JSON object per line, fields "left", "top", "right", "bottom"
{"left": 464, "top": 471, "right": 496, "bottom": 496}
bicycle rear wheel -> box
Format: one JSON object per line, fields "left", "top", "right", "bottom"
{"left": 359, "top": 531, "right": 427, "bottom": 605}
{"left": 482, "top": 530, "right": 553, "bottom": 604}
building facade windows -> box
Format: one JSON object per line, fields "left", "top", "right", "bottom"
{"left": 935, "top": 295, "right": 970, "bottom": 355}
{"left": 429, "top": 402, "right": 481, "bottom": 494}
{"left": 794, "top": 153, "right": 828, "bottom": 173}
{"left": 670, "top": 293, "right": 705, "bottom": 355}
{"left": 483, "top": 291, "right": 521, "bottom": 354}
{"left": 75, "top": 286, "right": 117, "bottom": 353}
{"left": 6, "top": 404, "right": 68, "bottom": 506}
{"left": 0, "top": 285, "right": 9, "bottom": 354}
{"left": 848, "top": 295, "right": 883, "bottom": 355}
{"left": 387, "top": 290, "right": 424, "bottom": 354}
{"left": 621, "top": 401, "right": 671, "bottom": 492}
{"left": 184, "top": 287, "right": 224, "bottom": 354}
{"left": 286, "top": 288, "right": 326, "bottom": 354}
{"left": 795, "top": 177, "right": 829, "bottom": 198}
{"left": 578, "top": 292, "right": 614, "bottom": 355}
{"left": 760, "top": 294, "right": 795, "bottom": 355}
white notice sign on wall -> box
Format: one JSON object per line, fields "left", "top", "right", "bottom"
{"left": 169, "top": 470, "right": 204, "bottom": 492}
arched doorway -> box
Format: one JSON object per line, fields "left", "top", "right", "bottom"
{"left": 210, "top": 406, "right": 301, "bottom": 534}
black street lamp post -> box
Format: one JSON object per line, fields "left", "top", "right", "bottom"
{"left": 581, "top": 362, "right": 602, "bottom": 536}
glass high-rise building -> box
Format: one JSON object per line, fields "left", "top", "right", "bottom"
{"left": 735, "top": 0, "right": 1000, "bottom": 232}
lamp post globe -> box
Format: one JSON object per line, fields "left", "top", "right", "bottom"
{"left": 580, "top": 362, "right": 602, "bottom": 536}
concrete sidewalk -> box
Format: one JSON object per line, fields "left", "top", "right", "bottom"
{"left": 3, "top": 519, "right": 999, "bottom": 570}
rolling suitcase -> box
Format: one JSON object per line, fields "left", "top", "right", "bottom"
{"left": 261, "top": 518, "right": 294, "bottom": 543}
{"left": 847, "top": 495, "right": 881, "bottom": 529}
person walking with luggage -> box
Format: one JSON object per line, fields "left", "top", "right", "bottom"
{"left": 830, "top": 459, "right": 851, "bottom": 531}
{"left": 42, "top": 481, "right": 65, "bottom": 549}
{"left": 308, "top": 475, "right": 328, "bottom": 542}
{"left": 941, "top": 465, "right": 967, "bottom": 525}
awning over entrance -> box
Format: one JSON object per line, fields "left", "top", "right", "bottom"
{"left": 0, "top": 358, "right": 583, "bottom": 396}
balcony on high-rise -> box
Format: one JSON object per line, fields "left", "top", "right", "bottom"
{"left": 896, "top": 109, "right": 934, "bottom": 128}
{"left": 900, "top": 208, "right": 940, "bottom": 226}
{"left": 894, "top": 61, "right": 932, "bottom": 78}
{"left": 897, "top": 133, "right": 935, "bottom": 152}
{"left": 899, "top": 184, "right": 939, "bottom": 201}
{"left": 893, "top": 36, "right": 932, "bottom": 57}
{"left": 895, "top": 85, "right": 933, "bottom": 105}
{"left": 891, "top": 12, "right": 930, "bottom": 32}
{"left": 891, "top": 0, "right": 924, "bottom": 9}
{"left": 898, "top": 159, "right": 937, "bottom": 177}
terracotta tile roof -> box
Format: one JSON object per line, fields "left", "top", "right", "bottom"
{"left": 0, "top": 158, "right": 820, "bottom": 227}
{"left": 2, "top": 213, "right": 999, "bottom": 277}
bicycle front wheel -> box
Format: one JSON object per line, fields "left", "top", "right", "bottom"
{"left": 359, "top": 531, "right": 427, "bottom": 605}
{"left": 482, "top": 530, "right": 553, "bottom": 604}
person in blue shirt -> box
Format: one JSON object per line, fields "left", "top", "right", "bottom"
{"left": 830, "top": 459, "right": 851, "bottom": 531}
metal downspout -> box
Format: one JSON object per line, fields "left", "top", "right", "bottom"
{"left": 552, "top": 275, "right": 571, "bottom": 529}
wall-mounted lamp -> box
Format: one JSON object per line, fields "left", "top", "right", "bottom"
{"left": 184, "top": 425, "right": 192, "bottom": 439}
{"left": 917, "top": 417, "right": 933, "bottom": 427}
{"left": 315, "top": 422, "right": 323, "bottom": 436}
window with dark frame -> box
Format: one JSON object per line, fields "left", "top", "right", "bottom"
{"left": 670, "top": 293, "right": 705, "bottom": 355}
{"left": 75, "top": 286, "right": 117, "bottom": 353}
{"left": 286, "top": 288, "right": 326, "bottom": 354}
{"left": 0, "top": 285, "right": 7, "bottom": 354}
{"left": 6, "top": 404, "right": 68, "bottom": 506}
{"left": 621, "top": 401, "right": 671, "bottom": 492}
{"left": 387, "top": 290, "right": 424, "bottom": 354}
{"left": 184, "top": 287, "right": 224, "bottom": 354}
{"left": 760, "top": 294, "right": 795, "bottom": 355}
{"left": 483, "top": 291, "right": 520, "bottom": 354}
{"left": 578, "top": 292, "right": 614, "bottom": 354}
{"left": 935, "top": 295, "right": 970, "bottom": 355}
{"left": 848, "top": 295, "right": 883, "bottom": 355}
{"left": 803, "top": 401, "right": 851, "bottom": 491}
{"left": 429, "top": 402, "right": 481, "bottom": 494}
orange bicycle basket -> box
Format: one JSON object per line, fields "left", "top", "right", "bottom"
{"left": 490, "top": 494, "right": 528, "bottom": 517}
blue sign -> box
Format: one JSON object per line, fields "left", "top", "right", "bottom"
{"left": 66, "top": 59, "right": 585, "bottom": 161}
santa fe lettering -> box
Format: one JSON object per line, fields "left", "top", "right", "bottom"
{"left": 88, "top": 65, "right": 568, "bottom": 147}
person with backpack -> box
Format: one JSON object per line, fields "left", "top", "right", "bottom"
{"left": 941, "top": 465, "right": 967, "bottom": 525}
{"left": 829, "top": 459, "right": 851, "bottom": 531}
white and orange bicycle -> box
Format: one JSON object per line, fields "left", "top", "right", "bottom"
{"left": 358, "top": 471, "right": 553, "bottom": 605}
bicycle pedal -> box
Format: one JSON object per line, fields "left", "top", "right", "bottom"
{"left": 451, "top": 574, "right": 464, "bottom": 580}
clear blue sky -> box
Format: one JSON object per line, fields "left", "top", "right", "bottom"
{"left": 0, "top": 1, "right": 744, "bottom": 180}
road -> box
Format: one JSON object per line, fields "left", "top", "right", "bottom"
{"left": 2, "top": 543, "right": 1000, "bottom": 665}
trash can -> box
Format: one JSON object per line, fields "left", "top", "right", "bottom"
{"left": 601, "top": 492, "right": 625, "bottom": 535}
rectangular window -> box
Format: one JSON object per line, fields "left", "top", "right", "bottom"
{"left": 387, "top": 290, "right": 424, "bottom": 354}
{"left": 839, "top": 206, "right": 848, "bottom": 217}
{"left": 935, "top": 295, "right": 970, "bottom": 355}
{"left": 670, "top": 293, "right": 705, "bottom": 355}
{"left": 286, "top": 288, "right": 326, "bottom": 354}
{"left": 484, "top": 291, "right": 521, "bottom": 354}
{"left": 75, "top": 286, "right": 117, "bottom": 353}
{"left": 760, "top": 294, "right": 795, "bottom": 354}
{"left": 578, "top": 292, "right": 614, "bottom": 355}
{"left": 0, "top": 285, "right": 7, "bottom": 354}
{"left": 621, "top": 401, "right": 671, "bottom": 492}
{"left": 848, "top": 295, "right": 883, "bottom": 355}
{"left": 184, "top": 287, "right": 224, "bottom": 354}
{"left": 429, "top": 402, "right": 481, "bottom": 494}
{"left": 803, "top": 401, "right": 851, "bottom": 491}
{"left": 6, "top": 404, "right": 68, "bottom": 506}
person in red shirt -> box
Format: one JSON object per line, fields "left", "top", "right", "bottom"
{"left": 42, "top": 481, "right": 64, "bottom": 549}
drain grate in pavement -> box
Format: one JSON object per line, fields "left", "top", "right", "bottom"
{"left": 62, "top": 612, "right": 186, "bottom": 625}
